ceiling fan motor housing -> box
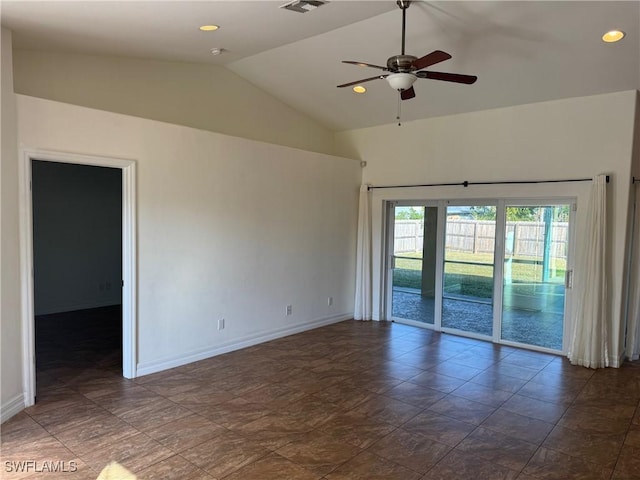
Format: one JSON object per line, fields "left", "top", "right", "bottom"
{"left": 387, "top": 54, "right": 418, "bottom": 72}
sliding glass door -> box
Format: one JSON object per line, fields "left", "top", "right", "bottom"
{"left": 387, "top": 199, "right": 574, "bottom": 353}
{"left": 441, "top": 204, "right": 496, "bottom": 338}
{"left": 390, "top": 204, "right": 438, "bottom": 325}
{"left": 501, "top": 204, "right": 571, "bottom": 350}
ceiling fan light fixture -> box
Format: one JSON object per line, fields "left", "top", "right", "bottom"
{"left": 386, "top": 73, "right": 417, "bottom": 91}
{"left": 602, "top": 30, "right": 625, "bottom": 42}
{"left": 353, "top": 85, "right": 366, "bottom": 94}
{"left": 199, "top": 25, "right": 219, "bottom": 31}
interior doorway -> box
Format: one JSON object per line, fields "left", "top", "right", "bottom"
{"left": 31, "top": 161, "right": 123, "bottom": 387}
{"left": 20, "top": 149, "right": 137, "bottom": 407}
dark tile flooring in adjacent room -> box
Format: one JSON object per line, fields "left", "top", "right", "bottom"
{"left": 2, "top": 319, "right": 640, "bottom": 479}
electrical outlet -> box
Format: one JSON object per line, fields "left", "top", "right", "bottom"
{"left": 218, "top": 318, "right": 225, "bottom": 330}
{"left": 286, "top": 305, "right": 292, "bottom": 316}
{"left": 328, "top": 296, "right": 333, "bottom": 306}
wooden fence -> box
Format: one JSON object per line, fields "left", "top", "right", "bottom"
{"left": 394, "top": 219, "right": 569, "bottom": 259}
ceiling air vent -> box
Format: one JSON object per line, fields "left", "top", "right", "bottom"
{"left": 280, "top": 0, "right": 328, "bottom": 13}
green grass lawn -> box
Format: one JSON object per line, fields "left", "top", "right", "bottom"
{"left": 394, "top": 251, "right": 566, "bottom": 298}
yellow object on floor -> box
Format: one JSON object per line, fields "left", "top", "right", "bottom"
{"left": 96, "top": 462, "right": 137, "bottom": 480}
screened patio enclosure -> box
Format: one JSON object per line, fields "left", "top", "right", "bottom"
{"left": 389, "top": 202, "right": 573, "bottom": 352}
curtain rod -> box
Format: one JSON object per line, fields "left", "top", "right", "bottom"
{"left": 367, "top": 175, "right": 610, "bottom": 191}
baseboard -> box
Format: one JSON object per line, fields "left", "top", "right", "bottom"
{"left": 136, "top": 312, "right": 352, "bottom": 377}
{"left": 1, "top": 394, "right": 25, "bottom": 424}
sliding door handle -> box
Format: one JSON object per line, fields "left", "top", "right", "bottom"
{"left": 565, "top": 269, "right": 573, "bottom": 289}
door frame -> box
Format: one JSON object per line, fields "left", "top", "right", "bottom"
{"left": 19, "top": 148, "right": 138, "bottom": 406}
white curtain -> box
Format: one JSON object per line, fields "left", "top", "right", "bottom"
{"left": 626, "top": 183, "right": 640, "bottom": 360}
{"left": 568, "top": 174, "right": 609, "bottom": 368}
{"left": 354, "top": 184, "right": 372, "bottom": 320}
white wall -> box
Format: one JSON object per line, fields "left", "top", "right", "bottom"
{"left": 13, "top": 49, "right": 336, "bottom": 156}
{"left": 31, "top": 161, "right": 122, "bottom": 315}
{"left": 1, "top": 28, "right": 24, "bottom": 422}
{"left": 335, "top": 90, "right": 638, "bottom": 365}
{"left": 16, "top": 95, "right": 361, "bottom": 375}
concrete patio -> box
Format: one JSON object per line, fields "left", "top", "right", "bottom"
{"left": 392, "top": 288, "right": 563, "bottom": 351}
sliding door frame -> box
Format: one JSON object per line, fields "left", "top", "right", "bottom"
{"left": 382, "top": 194, "right": 578, "bottom": 355}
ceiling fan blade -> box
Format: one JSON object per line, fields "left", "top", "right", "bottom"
{"left": 337, "top": 75, "right": 387, "bottom": 88}
{"left": 412, "top": 50, "right": 452, "bottom": 70}
{"left": 400, "top": 86, "right": 416, "bottom": 100}
{"left": 342, "top": 61, "right": 388, "bottom": 71}
{"left": 420, "top": 70, "right": 478, "bottom": 84}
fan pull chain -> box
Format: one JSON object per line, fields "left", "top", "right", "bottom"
{"left": 396, "top": 91, "right": 402, "bottom": 126}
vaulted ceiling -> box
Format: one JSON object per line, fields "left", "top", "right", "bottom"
{"left": 2, "top": 1, "right": 639, "bottom": 131}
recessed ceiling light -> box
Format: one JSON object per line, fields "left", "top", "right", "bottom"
{"left": 602, "top": 30, "right": 625, "bottom": 42}
{"left": 199, "top": 25, "right": 219, "bottom": 32}
{"left": 353, "top": 86, "right": 366, "bottom": 94}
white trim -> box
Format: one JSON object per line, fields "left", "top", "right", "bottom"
{"left": 136, "top": 312, "right": 351, "bottom": 377}
{"left": 563, "top": 201, "right": 578, "bottom": 353}
{"left": 383, "top": 201, "right": 394, "bottom": 321}
{"left": 493, "top": 199, "right": 507, "bottom": 344}
{"left": 0, "top": 394, "right": 26, "bottom": 424}
{"left": 499, "top": 339, "right": 562, "bottom": 356}
{"left": 434, "top": 201, "right": 446, "bottom": 331}
{"left": 441, "top": 327, "right": 492, "bottom": 342}
{"left": 19, "top": 153, "right": 36, "bottom": 407}
{"left": 121, "top": 158, "right": 137, "bottom": 379}
{"left": 393, "top": 317, "right": 436, "bottom": 330}
{"left": 19, "top": 149, "right": 138, "bottom": 408}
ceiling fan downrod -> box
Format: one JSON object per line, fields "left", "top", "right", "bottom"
{"left": 397, "top": 0, "right": 411, "bottom": 56}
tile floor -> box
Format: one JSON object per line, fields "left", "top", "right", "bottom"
{"left": 2, "top": 318, "right": 640, "bottom": 479}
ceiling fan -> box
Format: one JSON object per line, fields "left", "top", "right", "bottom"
{"left": 337, "top": 0, "right": 477, "bottom": 100}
